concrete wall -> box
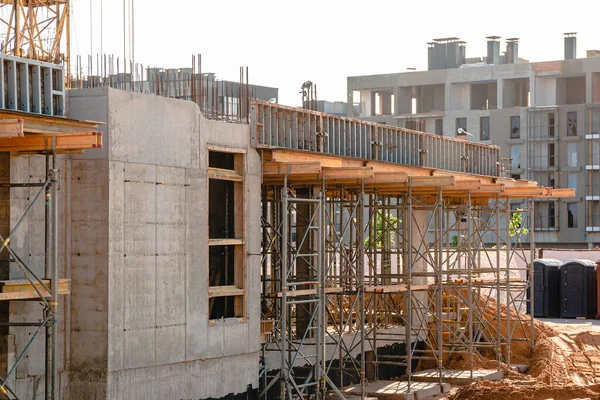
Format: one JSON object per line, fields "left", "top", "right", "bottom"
{"left": 65, "top": 87, "right": 261, "bottom": 399}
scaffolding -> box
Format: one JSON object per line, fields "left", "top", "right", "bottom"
{"left": 260, "top": 172, "right": 547, "bottom": 399}
{"left": 254, "top": 102, "right": 573, "bottom": 399}
{"left": 0, "top": 0, "right": 70, "bottom": 85}
{"left": 0, "top": 112, "right": 99, "bottom": 399}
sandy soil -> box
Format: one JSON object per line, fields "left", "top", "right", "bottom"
{"left": 448, "top": 318, "right": 600, "bottom": 400}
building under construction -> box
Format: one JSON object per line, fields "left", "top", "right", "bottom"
{"left": 0, "top": 1, "right": 589, "bottom": 400}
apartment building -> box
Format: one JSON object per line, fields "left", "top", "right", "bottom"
{"left": 347, "top": 34, "right": 600, "bottom": 248}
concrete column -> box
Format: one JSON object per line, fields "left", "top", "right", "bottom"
{"left": 347, "top": 83, "right": 354, "bottom": 117}
{"left": 445, "top": 82, "right": 452, "bottom": 111}
{"left": 405, "top": 208, "right": 428, "bottom": 342}
{"left": 393, "top": 86, "right": 400, "bottom": 116}
{"left": 586, "top": 72, "right": 593, "bottom": 104}
{"left": 295, "top": 188, "right": 314, "bottom": 338}
{"left": 370, "top": 91, "right": 376, "bottom": 116}
{"left": 382, "top": 93, "right": 392, "bottom": 116}
{"left": 397, "top": 87, "right": 412, "bottom": 115}
{"left": 497, "top": 78, "right": 504, "bottom": 109}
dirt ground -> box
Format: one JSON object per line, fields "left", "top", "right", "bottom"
{"left": 440, "top": 318, "right": 600, "bottom": 400}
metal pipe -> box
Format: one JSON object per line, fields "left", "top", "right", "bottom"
{"left": 51, "top": 164, "right": 58, "bottom": 400}
{"left": 280, "top": 175, "right": 288, "bottom": 399}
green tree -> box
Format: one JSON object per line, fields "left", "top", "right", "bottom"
{"left": 364, "top": 210, "right": 400, "bottom": 248}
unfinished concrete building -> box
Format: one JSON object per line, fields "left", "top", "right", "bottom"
{"left": 348, "top": 33, "right": 600, "bottom": 248}
{"left": 0, "top": 2, "right": 580, "bottom": 398}
{"left": 0, "top": 67, "right": 573, "bottom": 399}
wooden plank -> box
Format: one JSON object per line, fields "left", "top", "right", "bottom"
{"left": 207, "top": 167, "right": 244, "bottom": 182}
{"left": 263, "top": 161, "right": 322, "bottom": 175}
{"left": 504, "top": 187, "right": 545, "bottom": 196}
{"left": 0, "top": 132, "right": 102, "bottom": 152}
{"left": 208, "top": 286, "right": 245, "bottom": 298}
{"left": 365, "top": 284, "right": 430, "bottom": 293}
{"left": 208, "top": 238, "right": 244, "bottom": 246}
{"left": 322, "top": 167, "right": 373, "bottom": 179}
{"left": 547, "top": 188, "right": 576, "bottom": 198}
{"left": 366, "top": 172, "right": 409, "bottom": 184}
{"left": 0, "top": 119, "right": 24, "bottom": 137}
{"left": 0, "top": 279, "right": 70, "bottom": 300}
{"left": 271, "top": 287, "right": 344, "bottom": 298}
{"left": 410, "top": 176, "right": 455, "bottom": 187}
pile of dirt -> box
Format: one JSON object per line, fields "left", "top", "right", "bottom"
{"left": 448, "top": 295, "right": 600, "bottom": 399}
{"left": 450, "top": 381, "right": 600, "bottom": 400}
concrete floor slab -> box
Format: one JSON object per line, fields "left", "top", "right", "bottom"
{"left": 343, "top": 381, "right": 443, "bottom": 400}
{"left": 411, "top": 369, "right": 504, "bottom": 384}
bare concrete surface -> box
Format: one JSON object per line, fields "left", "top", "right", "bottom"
{"left": 411, "top": 369, "right": 504, "bottom": 384}
{"left": 343, "top": 381, "right": 449, "bottom": 400}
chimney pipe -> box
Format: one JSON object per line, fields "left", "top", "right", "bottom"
{"left": 506, "top": 38, "right": 519, "bottom": 64}
{"left": 564, "top": 32, "right": 577, "bottom": 60}
{"left": 486, "top": 36, "right": 500, "bottom": 65}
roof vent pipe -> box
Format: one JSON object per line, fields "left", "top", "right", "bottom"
{"left": 506, "top": 38, "right": 519, "bottom": 64}
{"left": 564, "top": 32, "right": 577, "bottom": 60}
{"left": 486, "top": 36, "right": 500, "bottom": 65}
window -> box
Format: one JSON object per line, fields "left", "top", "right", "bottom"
{"left": 435, "top": 119, "right": 443, "bottom": 136}
{"left": 567, "top": 142, "right": 578, "bottom": 167}
{"left": 548, "top": 113, "right": 555, "bottom": 137}
{"left": 208, "top": 150, "right": 245, "bottom": 320}
{"left": 480, "top": 116, "right": 490, "bottom": 140}
{"left": 548, "top": 143, "right": 555, "bottom": 167}
{"left": 510, "top": 116, "right": 520, "bottom": 139}
{"left": 406, "top": 120, "right": 425, "bottom": 131}
{"left": 511, "top": 146, "right": 521, "bottom": 170}
{"left": 567, "top": 203, "right": 578, "bottom": 228}
{"left": 534, "top": 201, "right": 557, "bottom": 230}
{"left": 549, "top": 202, "right": 556, "bottom": 229}
{"left": 511, "top": 174, "right": 521, "bottom": 180}
{"left": 455, "top": 117, "right": 467, "bottom": 135}
{"left": 567, "top": 173, "right": 577, "bottom": 189}
{"left": 567, "top": 112, "right": 578, "bottom": 136}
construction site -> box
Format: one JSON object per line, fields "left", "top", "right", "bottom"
{"left": 1, "top": 1, "right": 600, "bottom": 400}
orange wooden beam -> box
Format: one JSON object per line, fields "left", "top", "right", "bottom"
{"left": 0, "top": 132, "right": 102, "bottom": 152}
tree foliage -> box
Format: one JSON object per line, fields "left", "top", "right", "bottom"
{"left": 364, "top": 210, "right": 400, "bottom": 248}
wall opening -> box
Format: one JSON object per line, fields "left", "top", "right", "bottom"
{"left": 567, "top": 111, "right": 578, "bottom": 136}
{"left": 435, "top": 119, "right": 443, "bottom": 136}
{"left": 208, "top": 150, "right": 245, "bottom": 320}
{"left": 510, "top": 116, "right": 520, "bottom": 139}
{"left": 470, "top": 82, "right": 497, "bottom": 110}
{"left": 567, "top": 203, "right": 578, "bottom": 228}
{"left": 480, "top": 116, "right": 490, "bottom": 140}
{"left": 455, "top": 117, "right": 467, "bottom": 135}
{"left": 503, "top": 78, "right": 529, "bottom": 108}
{"left": 557, "top": 76, "right": 586, "bottom": 105}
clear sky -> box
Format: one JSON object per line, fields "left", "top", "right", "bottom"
{"left": 70, "top": 0, "right": 599, "bottom": 106}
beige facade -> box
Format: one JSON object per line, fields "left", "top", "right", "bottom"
{"left": 347, "top": 55, "right": 600, "bottom": 248}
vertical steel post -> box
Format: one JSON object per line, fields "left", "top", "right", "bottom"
{"left": 436, "top": 189, "right": 444, "bottom": 385}
{"left": 44, "top": 155, "right": 51, "bottom": 400}
{"left": 495, "top": 197, "right": 502, "bottom": 369}
{"left": 467, "top": 192, "right": 474, "bottom": 379}
{"left": 406, "top": 188, "right": 412, "bottom": 393}
{"left": 529, "top": 198, "right": 535, "bottom": 352}
{"left": 280, "top": 176, "right": 288, "bottom": 399}
{"left": 317, "top": 181, "right": 325, "bottom": 397}
{"left": 357, "top": 182, "right": 366, "bottom": 397}
{"left": 50, "top": 164, "right": 58, "bottom": 400}
{"left": 505, "top": 200, "right": 512, "bottom": 366}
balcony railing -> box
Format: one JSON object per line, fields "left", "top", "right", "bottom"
{"left": 250, "top": 100, "right": 502, "bottom": 177}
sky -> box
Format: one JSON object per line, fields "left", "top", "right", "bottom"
{"left": 67, "top": 0, "right": 600, "bottom": 106}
